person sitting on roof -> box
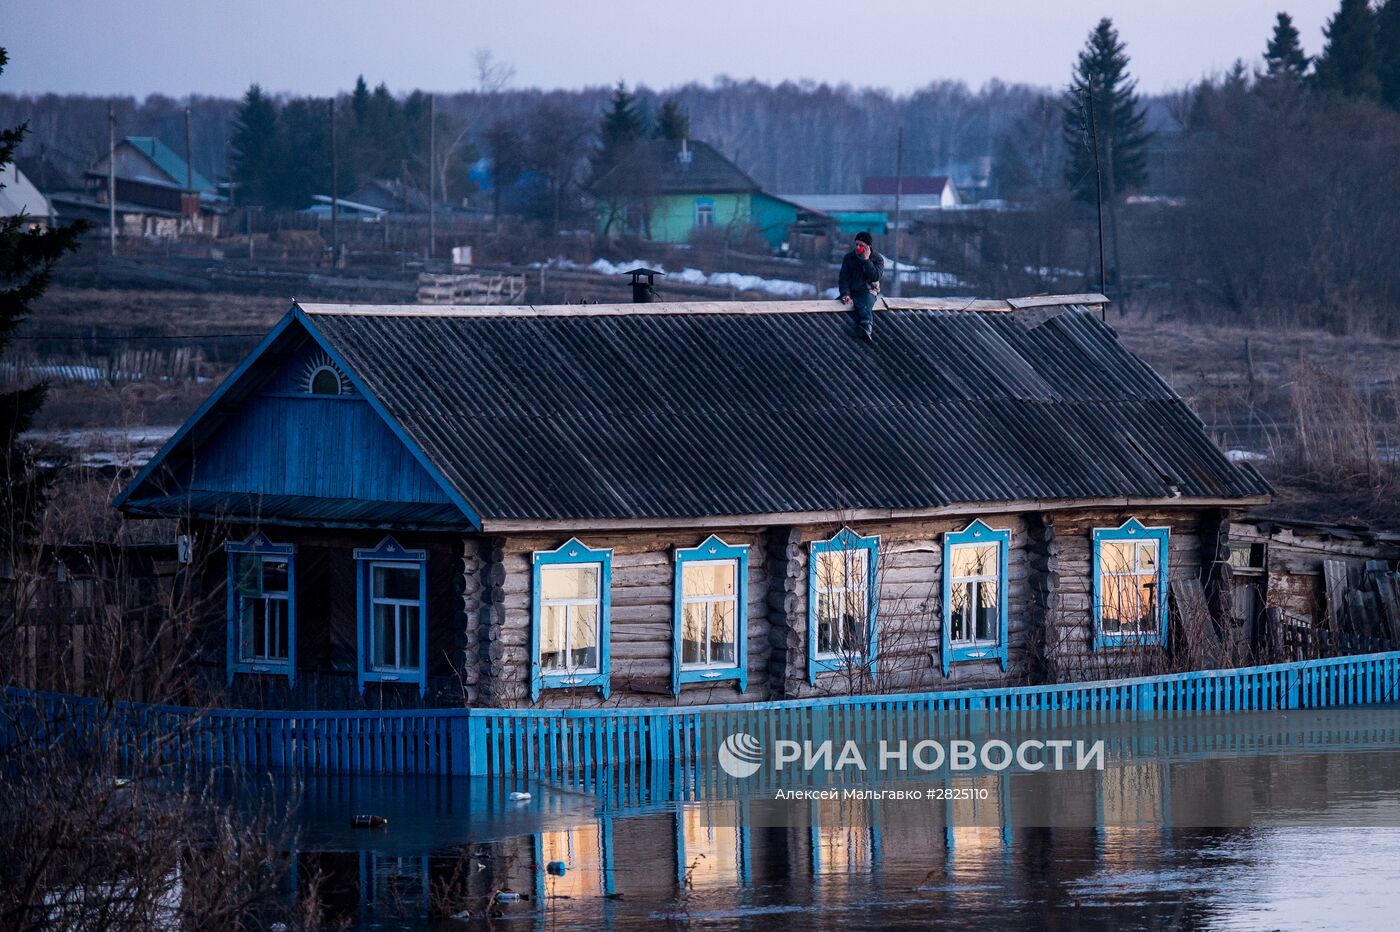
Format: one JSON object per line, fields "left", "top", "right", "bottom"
{"left": 837, "top": 231, "right": 883, "bottom": 343}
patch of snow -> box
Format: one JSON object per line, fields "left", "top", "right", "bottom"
{"left": 530, "top": 257, "right": 819, "bottom": 298}
{"left": 1226, "top": 449, "right": 1267, "bottom": 463}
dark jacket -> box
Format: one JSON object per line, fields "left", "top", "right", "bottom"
{"left": 838, "top": 249, "right": 884, "bottom": 297}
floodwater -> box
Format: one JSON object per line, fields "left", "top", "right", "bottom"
{"left": 242, "top": 709, "right": 1400, "bottom": 929}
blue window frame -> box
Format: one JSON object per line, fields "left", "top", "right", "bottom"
{"left": 807, "top": 528, "right": 879, "bottom": 685}
{"left": 355, "top": 536, "right": 429, "bottom": 694}
{"left": 694, "top": 198, "right": 715, "bottom": 228}
{"left": 672, "top": 535, "right": 749, "bottom": 695}
{"left": 531, "top": 538, "right": 612, "bottom": 702}
{"left": 226, "top": 533, "right": 296, "bottom": 685}
{"left": 941, "top": 520, "right": 1010, "bottom": 675}
{"left": 1092, "top": 518, "right": 1170, "bottom": 650}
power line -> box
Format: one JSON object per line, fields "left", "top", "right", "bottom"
{"left": 9, "top": 332, "right": 264, "bottom": 342}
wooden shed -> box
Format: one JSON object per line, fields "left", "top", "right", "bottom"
{"left": 115, "top": 294, "right": 1277, "bottom": 710}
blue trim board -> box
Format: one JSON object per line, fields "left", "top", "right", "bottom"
{"left": 1091, "top": 518, "right": 1170, "bottom": 650}
{"left": 225, "top": 532, "right": 297, "bottom": 685}
{"left": 940, "top": 519, "right": 1011, "bottom": 676}
{"left": 671, "top": 534, "right": 750, "bottom": 696}
{"left": 530, "top": 538, "right": 613, "bottom": 702}
{"left": 354, "top": 535, "right": 430, "bottom": 695}
{"left": 806, "top": 527, "right": 880, "bottom": 686}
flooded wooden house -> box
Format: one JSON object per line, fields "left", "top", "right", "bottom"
{"left": 115, "top": 294, "right": 1279, "bottom": 710}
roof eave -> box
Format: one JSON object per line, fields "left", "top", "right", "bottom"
{"left": 476, "top": 493, "right": 1272, "bottom": 534}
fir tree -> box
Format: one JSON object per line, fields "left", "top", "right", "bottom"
{"left": 1264, "top": 12, "right": 1311, "bottom": 80}
{"left": 1312, "top": 0, "right": 1380, "bottom": 99}
{"left": 592, "top": 82, "right": 646, "bottom": 181}
{"left": 0, "top": 48, "right": 88, "bottom": 551}
{"left": 1378, "top": 0, "right": 1400, "bottom": 109}
{"left": 1061, "top": 18, "right": 1151, "bottom": 203}
{"left": 653, "top": 98, "right": 691, "bottom": 140}
{"left": 229, "top": 84, "right": 280, "bottom": 206}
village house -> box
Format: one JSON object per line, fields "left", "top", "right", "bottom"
{"left": 60, "top": 135, "right": 227, "bottom": 238}
{"left": 590, "top": 138, "right": 824, "bottom": 250}
{"left": 115, "top": 293, "right": 1286, "bottom": 711}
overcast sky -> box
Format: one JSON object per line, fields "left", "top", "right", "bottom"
{"left": 6, "top": 1, "right": 1342, "bottom": 98}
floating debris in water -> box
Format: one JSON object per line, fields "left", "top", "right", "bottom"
{"left": 350, "top": 814, "right": 389, "bottom": 828}
{"left": 509, "top": 791, "right": 532, "bottom": 801}
{"left": 546, "top": 860, "right": 567, "bottom": 876}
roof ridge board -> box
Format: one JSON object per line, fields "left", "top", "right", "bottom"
{"left": 298, "top": 296, "right": 1100, "bottom": 318}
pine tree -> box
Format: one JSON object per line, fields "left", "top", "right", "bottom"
{"left": 1378, "top": 0, "right": 1400, "bottom": 109}
{"left": 1264, "top": 12, "right": 1310, "bottom": 80}
{"left": 0, "top": 48, "right": 88, "bottom": 551}
{"left": 1312, "top": 0, "right": 1380, "bottom": 99}
{"left": 653, "top": 98, "right": 691, "bottom": 140}
{"left": 1062, "top": 18, "right": 1151, "bottom": 203}
{"left": 273, "top": 97, "right": 329, "bottom": 208}
{"left": 592, "top": 82, "right": 646, "bottom": 182}
{"left": 229, "top": 84, "right": 280, "bottom": 206}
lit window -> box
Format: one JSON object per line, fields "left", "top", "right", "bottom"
{"left": 225, "top": 534, "right": 296, "bottom": 683}
{"left": 354, "top": 537, "right": 428, "bottom": 693}
{"left": 807, "top": 528, "right": 879, "bottom": 684}
{"left": 1093, "top": 519, "right": 1169, "bottom": 649}
{"left": 532, "top": 538, "right": 612, "bottom": 700}
{"left": 941, "top": 520, "right": 1010, "bottom": 674}
{"left": 672, "top": 535, "right": 749, "bottom": 693}
{"left": 815, "top": 548, "right": 868, "bottom": 658}
{"left": 539, "top": 564, "right": 601, "bottom": 675}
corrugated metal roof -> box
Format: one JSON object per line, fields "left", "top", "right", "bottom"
{"left": 303, "top": 301, "right": 1270, "bottom": 522}
{"left": 121, "top": 136, "right": 215, "bottom": 192}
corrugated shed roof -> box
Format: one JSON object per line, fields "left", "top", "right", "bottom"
{"left": 301, "top": 300, "right": 1270, "bottom": 522}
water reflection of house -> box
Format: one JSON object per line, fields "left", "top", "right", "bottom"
{"left": 114, "top": 292, "right": 1311, "bottom": 712}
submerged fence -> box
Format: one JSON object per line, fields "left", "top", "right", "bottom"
{"left": 6, "top": 652, "right": 1400, "bottom": 781}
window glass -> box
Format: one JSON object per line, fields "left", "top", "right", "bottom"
{"left": 235, "top": 554, "right": 290, "bottom": 663}
{"left": 950, "top": 544, "right": 997, "bottom": 579}
{"left": 310, "top": 367, "right": 342, "bottom": 395}
{"left": 681, "top": 559, "right": 740, "bottom": 668}
{"left": 369, "top": 562, "right": 422, "bottom": 672}
{"left": 542, "top": 565, "right": 599, "bottom": 601}
{"left": 539, "top": 562, "right": 602, "bottom": 675}
{"left": 1100, "top": 538, "right": 1159, "bottom": 634}
{"left": 814, "top": 547, "right": 868, "bottom": 659}
{"left": 374, "top": 564, "right": 419, "bottom": 601}
{"left": 683, "top": 561, "right": 735, "bottom": 598}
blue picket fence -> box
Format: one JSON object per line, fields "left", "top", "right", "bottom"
{"left": 6, "top": 652, "right": 1399, "bottom": 780}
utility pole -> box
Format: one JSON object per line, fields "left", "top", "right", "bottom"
{"left": 107, "top": 102, "right": 116, "bottom": 255}
{"left": 891, "top": 125, "right": 904, "bottom": 299}
{"left": 328, "top": 97, "right": 338, "bottom": 266}
{"left": 427, "top": 93, "right": 436, "bottom": 263}
{"left": 184, "top": 105, "right": 194, "bottom": 232}
{"left": 1084, "top": 79, "right": 1107, "bottom": 320}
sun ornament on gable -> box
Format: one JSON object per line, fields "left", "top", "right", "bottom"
{"left": 301, "top": 351, "right": 351, "bottom": 396}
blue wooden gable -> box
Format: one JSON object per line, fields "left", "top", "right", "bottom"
{"left": 115, "top": 307, "right": 478, "bottom": 530}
